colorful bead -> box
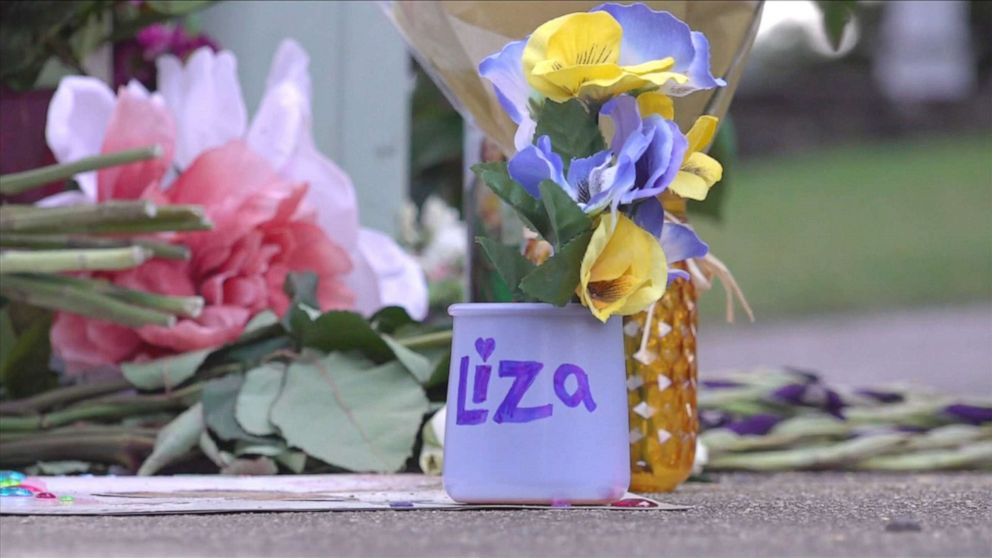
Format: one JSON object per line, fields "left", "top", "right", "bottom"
{"left": 0, "top": 471, "right": 25, "bottom": 482}
{"left": 0, "top": 487, "right": 33, "bottom": 497}
{"left": 59, "top": 495, "right": 74, "bottom": 503}
{"left": 16, "top": 484, "right": 43, "bottom": 493}
{"left": 35, "top": 492, "right": 57, "bottom": 499}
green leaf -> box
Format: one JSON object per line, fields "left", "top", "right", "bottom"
{"left": 534, "top": 98, "right": 606, "bottom": 162}
{"left": 234, "top": 439, "right": 289, "bottom": 457}
{"left": 202, "top": 374, "right": 273, "bottom": 444}
{"left": 814, "top": 0, "right": 856, "bottom": 51}
{"left": 234, "top": 363, "right": 286, "bottom": 437}
{"left": 518, "top": 229, "right": 593, "bottom": 306}
{"left": 471, "top": 161, "right": 552, "bottom": 241}
{"left": 144, "top": 0, "right": 214, "bottom": 16}
{"left": 476, "top": 237, "right": 536, "bottom": 300}
{"left": 538, "top": 179, "right": 592, "bottom": 247}
{"left": 0, "top": 308, "right": 15, "bottom": 375}
{"left": 284, "top": 271, "right": 319, "bottom": 308}
{"left": 270, "top": 352, "right": 429, "bottom": 472}
{"left": 122, "top": 348, "right": 212, "bottom": 391}
{"left": 242, "top": 310, "right": 279, "bottom": 336}
{"left": 276, "top": 450, "right": 308, "bottom": 473}
{"left": 382, "top": 335, "right": 432, "bottom": 384}
{"left": 301, "top": 310, "right": 393, "bottom": 362}
{"left": 137, "top": 403, "right": 204, "bottom": 476}
{"left": 0, "top": 311, "right": 56, "bottom": 398}
{"left": 369, "top": 306, "right": 417, "bottom": 334}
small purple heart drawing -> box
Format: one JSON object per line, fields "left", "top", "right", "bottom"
{"left": 474, "top": 337, "right": 495, "bottom": 362}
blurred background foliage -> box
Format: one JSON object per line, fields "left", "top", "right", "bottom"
{"left": 408, "top": 0, "right": 992, "bottom": 321}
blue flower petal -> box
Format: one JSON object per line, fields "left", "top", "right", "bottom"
{"left": 660, "top": 222, "right": 709, "bottom": 263}
{"left": 566, "top": 150, "right": 611, "bottom": 194}
{"left": 507, "top": 135, "right": 565, "bottom": 198}
{"left": 601, "top": 94, "right": 642, "bottom": 153}
{"left": 632, "top": 197, "right": 664, "bottom": 237}
{"left": 592, "top": 3, "right": 723, "bottom": 96}
{"left": 478, "top": 39, "right": 528, "bottom": 124}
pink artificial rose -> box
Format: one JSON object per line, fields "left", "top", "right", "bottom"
{"left": 50, "top": 90, "right": 354, "bottom": 375}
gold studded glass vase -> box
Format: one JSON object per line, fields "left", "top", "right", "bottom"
{"left": 623, "top": 262, "right": 698, "bottom": 493}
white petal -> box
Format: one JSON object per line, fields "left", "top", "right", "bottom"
{"left": 346, "top": 229, "right": 429, "bottom": 320}
{"left": 45, "top": 76, "right": 115, "bottom": 201}
{"left": 247, "top": 82, "right": 305, "bottom": 171}
{"left": 34, "top": 190, "right": 94, "bottom": 208}
{"left": 282, "top": 133, "right": 360, "bottom": 251}
{"left": 264, "top": 39, "right": 310, "bottom": 103}
{"left": 155, "top": 55, "right": 185, "bottom": 113}
{"left": 168, "top": 48, "right": 247, "bottom": 168}
{"left": 247, "top": 40, "right": 312, "bottom": 170}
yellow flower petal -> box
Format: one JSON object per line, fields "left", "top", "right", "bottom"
{"left": 686, "top": 115, "right": 720, "bottom": 154}
{"left": 669, "top": 171, "right": 709, "bottom": 201}
{"left": 523, "top": 12, "right": 622, "bottom": 100}
{"left": 532, "top": 62, "right": 626, "bottom": 102}
{"left": 671, "top": 152, "right": 723, "bottom": 200}
{"left": 578, "top": 213, "right": 668, "bottom": 322}
{"left": 636, "top": 92, "right": 675, "bottom": 120}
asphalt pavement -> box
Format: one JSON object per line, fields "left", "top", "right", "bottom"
{"left": 1, "top": 472, "right": 990, "bottom": 557}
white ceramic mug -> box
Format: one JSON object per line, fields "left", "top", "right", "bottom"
{"left": 443, "top": 303, "right": 630, "bottom": 504}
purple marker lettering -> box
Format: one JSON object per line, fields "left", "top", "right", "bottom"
{"left": 456, "top": 356, "right": 488, "bottom": 425}
{"left": 493, "top": 360, "right": 553, "bottom": 423}
{"left": 472, "top": 364, "right": 491, "bottom": 404}
{"left": 553, "top": 364, "right": 597, "bottom": 412}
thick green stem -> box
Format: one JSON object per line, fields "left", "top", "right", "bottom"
{"left": 0, "top": 431, "right": 157, "bottom": 469}
{"left": 0, "top": 233, "right": 189, "bottom": 260}
{"left": 0, "top": 202, "right": 212, "bottom": 234}
{"left": 0, "top": 379, "right": 132, "bottom": 416}
{"left": 0, "top": 146, "right": 161, "bottom": 195}
{"left": 0, "top": 398, "right": 186, "bottom": 432}
{"left": 0, "top": 274, "right": 176, "bottom": 327}
{"left": 0, "top": 247, "right": 152, "bottom": 273}
{"left": 21, "top": 274, "right": 204, "bottom": 318}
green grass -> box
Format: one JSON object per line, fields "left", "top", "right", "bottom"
{"left": 693, "top": 132, "right": 992, "bottom": 321}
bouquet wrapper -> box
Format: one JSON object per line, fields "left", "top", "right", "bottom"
{"left": 384, "top": 0, "right": 763, "bottom": 155}
{"left": 385, "top": 1, "right": 763, "bottom": 492}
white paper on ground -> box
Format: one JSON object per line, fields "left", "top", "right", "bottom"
{"left": 0, "top": 474, "right": 688, "bottom": 515}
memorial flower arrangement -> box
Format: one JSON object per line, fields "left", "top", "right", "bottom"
{"left": 471, "top": 3, "right": 722, "bottom": 322}
{"left": 0, "top": 40, "right": 445, "bottom": 475}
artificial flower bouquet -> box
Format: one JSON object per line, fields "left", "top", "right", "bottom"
{"left": 471, "top": 3, "right": 721, "bottom": 322}
{"left": 441, "top": 3, "right": 731, "bottom": 504}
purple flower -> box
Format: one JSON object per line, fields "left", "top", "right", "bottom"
{"left": 701, "top": 379, "right": 744, "bottom": 389}
{"left": 943, "top": 404, "right": 992, "bottom": 425}
{"left": 855, "top": 389, "right": 905, "bottom": 404}
{"left": 770, "top": 383, "right": 846, "bottom": 419}
{"left": 725, "top": 414, "right": 782, "bottom": 436}
{"left": 699, "top": 409, "right": 733, "bottom": 430}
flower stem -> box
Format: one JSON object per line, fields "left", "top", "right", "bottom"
{"left": 0, "top": 146, "right": 162, "bottom": 195}
{"left": 0, "top": 233, "right": 189, "bottom": 260}
{"left": 0, "top": 274, "right": 177, "bottom": 327}
{"left": 20, "top": 273, "right": 204, "bottom": 318}
{"left": 0, "top": 247, "right": 152, "bottom": 273}
{"left": 0, "top": 379, "right": 132, "bottom": 416}
{"left": 0, "top": 202, "right": 212, "bottom": 234}
{"left": 395, "top": 330, "right": 453, "bottom": 350}
{"left": 0, "top": 398, "right": 187, "bottom": 433}
{"left": 0, "top": 430, "right": 157, "bottom": 469}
